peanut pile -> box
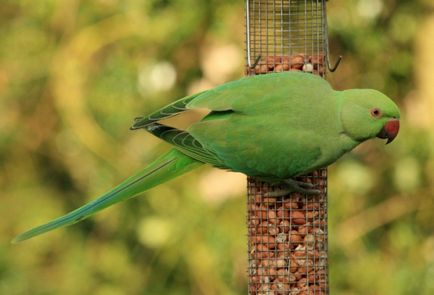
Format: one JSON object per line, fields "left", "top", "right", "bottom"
{"left": 246, "top": 54, "right": 325, "bottom": 76}
{"left": 247, "top": 169, "right": 328, "bottom": 295}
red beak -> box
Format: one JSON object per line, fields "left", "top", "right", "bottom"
{"left": 377, "top": 119, "right": 400, "bottom": 144}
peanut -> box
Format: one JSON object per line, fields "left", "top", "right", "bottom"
{"left": 292, "top": 211, "right": 306, "bottom": 225}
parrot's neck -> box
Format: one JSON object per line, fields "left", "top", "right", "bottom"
{"left": 336, "top": 91, "right": 365, "bottom": 148}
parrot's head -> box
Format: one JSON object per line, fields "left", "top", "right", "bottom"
{"left": 340, "top": 89, "right": 400, "bottom": 144}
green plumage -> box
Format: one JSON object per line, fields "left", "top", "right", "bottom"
{"left": 13, "top": 71, "right": 400, "bottom": 243}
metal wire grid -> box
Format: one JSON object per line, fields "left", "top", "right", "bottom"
{"left": 245, "top": 0, "right": 327, "bottom": 77}
{"left": 247, "top": 172, "right": 328, "bottom": 295}
{"left": 245, "top": 1, "right": 329, "bottom": 294}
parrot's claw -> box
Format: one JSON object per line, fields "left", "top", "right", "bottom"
{"left": 263, "top": 179, "right": 321, "bottom": 197}
{"left": 285, "top": 178, "right": 321, "bottom": 195}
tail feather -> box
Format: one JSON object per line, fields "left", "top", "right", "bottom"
{"left": 12, "top": 149, "right": 202, "bottom": 243}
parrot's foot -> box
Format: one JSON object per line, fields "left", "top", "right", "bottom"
{"left": 263, "top": 179, "right": 321, "bottom": 197}
{"left": 285, "top": 178, "right": 321, "bottom": 195}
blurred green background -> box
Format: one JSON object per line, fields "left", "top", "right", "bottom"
{"left": 1, "top": 0, "right": 434, "bottom": 294}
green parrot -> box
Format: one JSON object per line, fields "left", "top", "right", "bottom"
{"left": 12, "top": 71, "right": 400, "bottom": 243}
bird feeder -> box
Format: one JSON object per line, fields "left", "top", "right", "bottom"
{"left": 245, "top": 1, "right": 337, "bottom": 294}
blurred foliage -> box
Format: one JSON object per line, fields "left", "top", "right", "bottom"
{"left": 1, "top": 0, "right": 434, "bottom": 294}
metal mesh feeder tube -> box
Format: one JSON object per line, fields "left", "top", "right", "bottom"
{"left": 245, "top": 1, "right": 331, "bottom": 294}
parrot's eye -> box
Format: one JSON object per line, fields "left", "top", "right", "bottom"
{"left": 370, "top": 108, "right": 382, "bottom": 118}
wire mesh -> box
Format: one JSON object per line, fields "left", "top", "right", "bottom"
{"left": 245, "top": 0, "right": 327, "bottom": 76}
{"left": 245, "top": 1, "right": 329, "bottom": 294}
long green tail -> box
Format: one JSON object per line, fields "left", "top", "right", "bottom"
{"left": 12, "top": 149, "right": 202, "bottom": 243}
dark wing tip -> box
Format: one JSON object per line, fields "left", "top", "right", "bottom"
{"left": 130, "top": 117, "right": 148, "bottom": 130}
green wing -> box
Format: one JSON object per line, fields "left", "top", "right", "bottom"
{"left": 130, "top": 72, "right": 333, "bottom": 174}
{"left": 185, "top": 72, "right": 334, "bottom": 178}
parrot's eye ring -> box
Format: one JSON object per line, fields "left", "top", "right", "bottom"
{"left": 370, "top": 108, "right": 382, "bottom": 118}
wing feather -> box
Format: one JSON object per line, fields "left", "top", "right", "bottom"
{"left": 130, "top": 91, "right": 204, "bottom": 130}
{"left": 144, "top": 123, "right": 224, "bottom": 167}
